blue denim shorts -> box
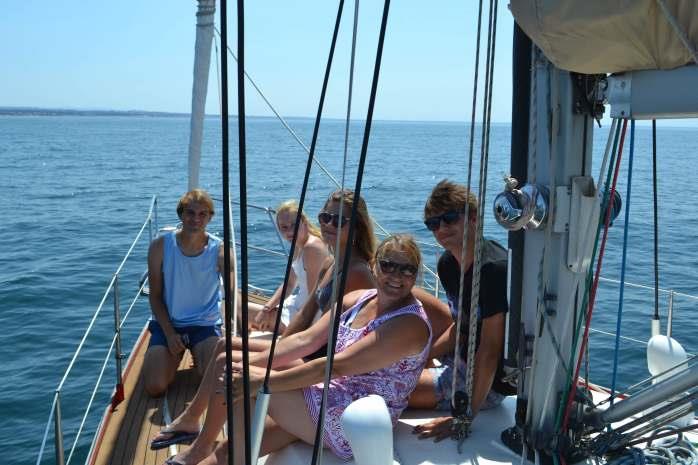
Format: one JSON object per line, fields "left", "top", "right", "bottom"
{"left": 147, "top": 320, "right": 221, "bottom": 349}
{"left": 428, "top": 354, "right": 506, "bottom": 411}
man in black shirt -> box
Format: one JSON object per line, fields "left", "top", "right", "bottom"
{"left": 411, "top": 179, "right": 509, "bottom": 441}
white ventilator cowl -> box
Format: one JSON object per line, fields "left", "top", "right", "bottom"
{"left": 340, "top": 395, "right": 396, "bottom": 465}
{"left": 647, "top": 334, "right": 692, "bottom": 427}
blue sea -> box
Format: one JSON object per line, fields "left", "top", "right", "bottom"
{"left": 2, "top": 115, "right": 698, "bottom": 465}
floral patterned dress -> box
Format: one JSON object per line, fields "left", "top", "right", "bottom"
{"left": 302, "top": 289, "right": 432, "bottom": 460}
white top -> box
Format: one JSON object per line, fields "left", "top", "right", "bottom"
{"left": 280, "top": 249, "right": 310, "bottom": 326}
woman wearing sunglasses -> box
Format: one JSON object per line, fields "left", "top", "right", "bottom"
{"left": 162, "top": 234, "right": 431, "bottom": 465}
{"left": 151, "top": 189, "right": 377, "bottom": 450}
{"left": 249, "top": 200, "right": 328, "bottom": 333}
{"left": 282, "top": 188, "right": 376, "bottom": 337}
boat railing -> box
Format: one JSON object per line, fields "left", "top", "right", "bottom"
{"left": 590, "top": 276, "right": 698, "bottom": 356}
{"left": 36, "top": 196, "right": 159, "bottom": 465}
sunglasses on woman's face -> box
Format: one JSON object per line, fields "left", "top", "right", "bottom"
{"left": 423, "top": 210, "right": 462, "bottom": 232}
{"left": 378, "top": 259, "right": 418, "bottom": 277}
{"left": 318, "top": 211, "right": 350, "bottom": 228}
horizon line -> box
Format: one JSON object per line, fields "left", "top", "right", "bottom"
{"left": 0, "top": 105, "right": 512, "bottom": 125}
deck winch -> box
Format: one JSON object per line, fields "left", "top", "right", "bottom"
{"left": 493, "top": 176, "right": 549, "bottom": 231}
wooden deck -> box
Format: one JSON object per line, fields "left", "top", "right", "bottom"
{"left": 89, "top": 295, "right": 267, "bottom": 465}
{"left": 88, "top": 328, "right": 201, "bottom": 465}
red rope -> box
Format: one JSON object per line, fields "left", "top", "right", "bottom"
{"left": 561, "top": 119, "right": 629, "bottom": 432}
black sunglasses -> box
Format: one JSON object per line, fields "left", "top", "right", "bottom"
{"left": 318, "top": 211, "right": 350, "bottom": 228}
{"left": 424, "top": 210, "right": 462, "bottom": 231}
{"left": 378, "top": 259, "right": 418, "bottom": 277}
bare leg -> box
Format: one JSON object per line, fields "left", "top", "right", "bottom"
{"left": 154, "top": 338, "right": 301, "bottom": 447}
{"left": 158, "top": 338, "right": 270, "bottom": 433}
{"left": 165, "top": 353, "right": 230, "bottom": 464}
{"left": 198, "top": 390, "right": 320, "bottom": 465}
{"left": 408, "top": 370, "right": 438, "bottom": 408}
{"left": 143, "top": 346, "right": 182, "bottom": 397}
{"left": 192, "top": 336, "right": 219, "bottom": 377}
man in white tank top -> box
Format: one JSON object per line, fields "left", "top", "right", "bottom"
{"left": 143, "top": 189, "right": 235, "bottom": 398}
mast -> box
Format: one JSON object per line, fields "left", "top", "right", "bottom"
{"left": 188, "top": 0, "right": 216, "bottom": 190}
{"left": 521, "top": 46, "right": 595, "bottom": 447}
{"left": 496, "top": 39, "right": 603, "bottom": 457}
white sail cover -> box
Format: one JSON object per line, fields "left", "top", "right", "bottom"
{"left": 509, "top": 0, "right": 698, "bottom": 73}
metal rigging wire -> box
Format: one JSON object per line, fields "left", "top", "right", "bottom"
{"left": 234, "top": 0, "right": 254, "bottom": 459}
{"left": 310, "top": 1, "right": 392, "bottom": 463}
{"left": 262, "top": 0, "right": 347, "bottom": 387}
{"left": 314, "top": 1, "right": 359, "bottom": 462}
{"left": 652, "top": 120, "right": 660, "bottom": 324}
{"left": 220, "top": 0, "right": 250, "bottom": 462}
{"left": 610, "top": 120, "right": 636, "bottom": 404}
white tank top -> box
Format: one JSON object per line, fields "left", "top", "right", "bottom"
{"left": 291, "top": 249, "right": 309, "bottom": 306}
{"left": 279, "top": 249, "right": 311, "bottom": 326}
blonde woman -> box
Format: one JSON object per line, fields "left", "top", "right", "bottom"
{"left": 160, "top": 234, "right": 431, "bottom": 465}
{"left": 250, "top": 200, "right": 328, "bottom": 332}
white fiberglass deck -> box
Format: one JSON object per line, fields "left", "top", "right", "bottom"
{"left": 265, "top": 397, "right": 519, "bottom": 465}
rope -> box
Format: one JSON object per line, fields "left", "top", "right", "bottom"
{"left": 311, "top": 1, "right": 391, "bottom": 463}
{"left": 464, "top": 0, "right": 499, "bottom": 418}
{"left": 598, "top": 119, "right": 619, "bottom": 193}
{"left": 610, "top": 119, "right": 635, "bottom": 405}
{"left": 561, "top": 118, "right": 629, "bottom": 433}
{"left": 554, "top": 121, "right": 622, "bottom": 430}
{"left": 608, "top": 427, "right": 698, "bottom": 465}
{"left": 451, "top": 0, "right": 485, "bottom": 414}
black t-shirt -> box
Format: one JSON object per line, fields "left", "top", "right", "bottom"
{"left": 437, "top": 239, "right": 514, "bottom": 395}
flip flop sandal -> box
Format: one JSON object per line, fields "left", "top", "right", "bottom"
{"left": 150, "top": 430, "right": 200, "bottom": 450}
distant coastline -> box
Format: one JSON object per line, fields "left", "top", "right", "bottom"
{"left": 0, "top": 107, "right": 496, "bottom": 125}
{"left": 0, "top": 106, "right": 190, "bottom": 117}
{"left": 3, "top": 107, "right": 697, "bottom": 128}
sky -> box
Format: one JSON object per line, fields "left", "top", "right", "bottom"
{"left": 2, "top": 2, "right": 696, "bottom": 126}
{"left": 1, "top": 1, "right": 516, "bottom": 122}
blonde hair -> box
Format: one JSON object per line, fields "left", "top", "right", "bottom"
{"left": 177, "top": 189, "right": 215, "bottom": 218}
{"left": 326, "top": 189, "right": 376, "bottom": 262}
{"left": 276, "top": 199, "right": 321, "bottom": 238}
{"left": 424, "top": 179, "right": 478, "bottom": 220}
{"left": 375, "top": 234, "right": 421, "bottom": 270}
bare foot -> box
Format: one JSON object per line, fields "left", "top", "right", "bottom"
{"left": 167, "top": 442, "right": 215, "bottom": 465}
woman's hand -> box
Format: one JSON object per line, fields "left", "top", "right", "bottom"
{"left": 412, "top": 416, "right": 454, "bottom": 442}
{"left": 217, "top": 362, "right": 265, "bottom": 403}
{"left": 254, "top": 305, "right": 279, "bottom": 332}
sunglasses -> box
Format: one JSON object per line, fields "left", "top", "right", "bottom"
{"left": 378, "top": 259, "right": 418, "bottom": 277}
{"left": 318, "top": 211, "right": 350, "bottom": 228}
{"left": 424, "top": 210, "right": 462, "bottom": 231}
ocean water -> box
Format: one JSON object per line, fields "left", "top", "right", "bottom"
{"left": 2, "top": 115, "right": 698, "bottom": 465}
